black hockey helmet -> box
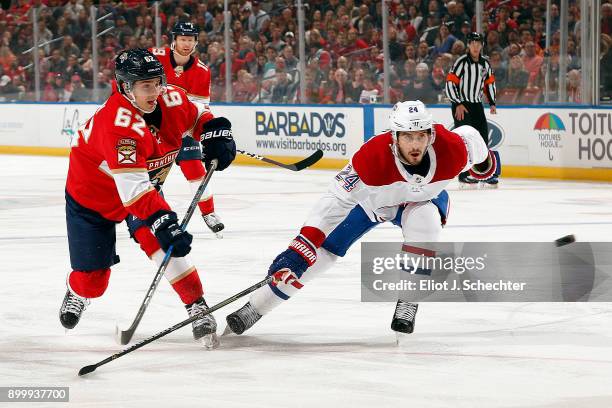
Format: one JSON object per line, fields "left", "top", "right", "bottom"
{"left": 114, "top": 48, "right": 166, "bottom": 95}
{"left": 466, "top": 32, "right": 484, "bottom": 43}
{"left": 171, "top": 21, "right": 199, "bottom": 40}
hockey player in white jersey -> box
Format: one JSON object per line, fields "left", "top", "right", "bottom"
{"left": 226, "top": 100, "right": 495, "bottom": 335}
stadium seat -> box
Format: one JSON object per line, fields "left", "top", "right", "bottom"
{"left": 517, "top": 87, "right": 542, "bottom": 104}
{"left": 496, "top": 88, "right": 520, "bottom": 104}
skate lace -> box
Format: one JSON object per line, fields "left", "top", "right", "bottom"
{"left": 394, "top": 301, "right": 418, "bottom": 321}
{"left": 62, "top": 293, "right": 89, "bottom": 315}
{"left": 239, "top": 303, "right": 262, "bottom": 328}
{"left": 188, "top": 301, "right": 215, "bottom": 328}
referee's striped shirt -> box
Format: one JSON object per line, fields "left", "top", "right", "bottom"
{"left": 445, "top": 53, "right": 496, "bottom": 105}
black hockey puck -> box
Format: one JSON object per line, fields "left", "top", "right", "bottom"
{"left": 555, "top": 234, "right": 576, "bottom": 247}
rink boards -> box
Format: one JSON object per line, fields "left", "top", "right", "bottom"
{"left": 0, "top": 102, "right": 611, "bottom": 181}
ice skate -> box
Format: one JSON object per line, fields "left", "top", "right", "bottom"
{"left": 59, "top": 289, "right": 90, "bottom": 330}
{"left": 186, "top": 297, "right": 219, "bottom": 349}
{"left": 224, "top": 302, "right": 262, "bottom": 335}
{"left": 203, "top": 212, "right": 224, "bottom": 238}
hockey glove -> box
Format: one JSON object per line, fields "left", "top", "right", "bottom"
{"left": 146, "top": 210, "right": 193, "bottom": 257}
{"left": 469, "top": 150, "right": 499, "bottom": 181}
{"left": 268, "top": 235, "right": 318, "bottom": 281}
{"left": 200, "top": 117, "right": 236, "bottom": 171}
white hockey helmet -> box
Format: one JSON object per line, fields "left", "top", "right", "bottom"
{"left": 388, "top": 100, "right": 435, "bottom": 144}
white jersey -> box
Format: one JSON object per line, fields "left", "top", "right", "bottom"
{"left": 302, "top": 124, "right": 487, "bottom": 242}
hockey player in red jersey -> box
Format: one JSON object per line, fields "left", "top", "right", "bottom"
{"left": 123, "top": 84, "right": 235, "bottom": 346}
{"left": 149, "top": 22, "right": 224, "bottom": 237}
{"left": 225, "top": 100, "right": 497, "bottom": 335}
{"left": 60, "top": 49, "right": 236, "bottom": 346}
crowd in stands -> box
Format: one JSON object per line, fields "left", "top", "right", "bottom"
{"left": 0, "top": 0, "right": 610, "bottom": 104}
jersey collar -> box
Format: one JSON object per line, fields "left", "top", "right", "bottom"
{"left": 394, "top": 145, "right": 437, "bottom": 187}
{"left": 170, "top": 52, "right": 195, "bottom": 71}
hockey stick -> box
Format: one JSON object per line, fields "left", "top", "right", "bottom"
{"left": 80, "top": 275, "right": 273, "bottom": 376}
{"left": 115, "top": 159, "right": 218, "bottom": 345}
{"left": 238, "top": 149, "right": 323, "bottom": 171}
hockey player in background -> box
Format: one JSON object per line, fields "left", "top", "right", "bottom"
{"left": 149, "top": 22, "right": 225, "bottom": 237}
{"left": 60, "top": 49, "right": 235, "bottom": 346}
{"left": 225, "top": 100, "right": 497, "bottom": 336}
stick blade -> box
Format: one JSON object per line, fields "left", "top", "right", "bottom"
{"left": 115, "top": 324, "right": 135, "bottom": 345}
{"left": 78, "top": 364, "right": 97, "bottom": 376}
{"left": 292, "top": 149, "right": 323, "bottom": 171}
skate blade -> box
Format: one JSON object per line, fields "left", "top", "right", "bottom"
{"left": 221, "top": 325, "right": 235, "bottom": 337}
{"left": 395, "top": 331, "right": 403, "bottom": 346}
{"left": 214, "top": 231, "right": 224, "bottom": 239}
{"left": 458, "top": 183, "right": 479, "bottom": 190}
{"left": 479, "top": 182, "right": 499, "bottom": 189}
{"left": 200, "top": 333, "right": 220, "bottom": 350}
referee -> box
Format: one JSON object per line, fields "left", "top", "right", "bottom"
{"left": 445, "top": 32, "right": 499, "bottom": 186}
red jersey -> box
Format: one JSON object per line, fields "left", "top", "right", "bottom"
{"left": 142, "top": 85, "right": 213, "bottom": 189}
{"left": 149, "top": 47, "right": 211, "bottom": 105}
{"left": 66, "top": 92, "right": 170, "bottom": 222}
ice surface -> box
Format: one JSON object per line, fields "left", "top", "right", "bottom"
{"left": 1, "top": 155, "right": 611, "bottom": 408}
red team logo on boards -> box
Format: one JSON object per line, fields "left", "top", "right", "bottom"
{"left": 117, "top": 138, "right": 137, "bottom": 164}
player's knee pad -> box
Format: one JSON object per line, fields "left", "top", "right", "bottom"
{"left": 68, "top": 268, "right": 111, "bottom": 299}
{"left": 401, "top": 202, "right": 443, "bottom": 243}
{"left": 133, "top": 226, "right": 161, "bottom": 257}
{"left": 469, "top": 149, "right": 499, "bottom": 181}
{"left": 252, "top": 248, "right": 338, "bottom": 315}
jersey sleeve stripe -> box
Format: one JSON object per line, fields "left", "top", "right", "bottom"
{"left": 112, "top": 171, "right": 154, "bottom": 206}
{"left": 110, "top": 167, "right": 148, "bottom": 174}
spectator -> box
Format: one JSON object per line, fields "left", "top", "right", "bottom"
{"left": 42, "top": 72, "right": 58, "bottom": 102}
{"left": 433, "top": 23, "right": 456, "bottom": 56}
{"left": 352, "top": 5, "right": 371, "bottom": 34}
{"left": 346, "top": 68, "right": 365, "bottom": 103}
{"left": 328, "top": 68, "right": 349, "bottom": 104}
{"left": 248, "top": 1, "right": 270, "bottom": 33}
{"left": 408, "top": 4, "right": 423, "bottom": 33}
{"left": 60, "top": 35, "right": 80, "bottom": 59}
{"left": 282, "top": 45, "right": 298, "bottom": 71}
{"left": 485, "top": 30, "right": 504, "bottom": 55}
{"left": 396, "top": 12, "right": 417, "bottom": 44}
{"left": 521, "top": 41, "right": 543, "bottom": 86}
{"left": 506, "top": 55, "right": 529, "bottom": 89}
{"left": 456, "top": 19, "right": 472, "bottom": 43}
{"left": 358, "top": 74, "right": 380, "bottom": 104}
{"left": 420, "top": 13, "right": 439, "bottom": 47}
{"left": 416, "top": 40, "right": 433, "bottom": 67}
{"left": 271, "top": 70, "right": 292, "bottom": 103}
{"left": 567, "top": 69, "right": 582, "bottom": 103}
{"left": 600, "top": 34, "right": 612, "bottom": 100}
{"left": 403, "top": 62, "right": 435, "bottom": 104}
{"left": 48, "top": 49, "right": 67, "bottom": 74}
{"left": 233, "top": 69, "right": 257, "bottom": 102}
{"left": 489, "top": 51, "right": 507, "bottom": 89}
{"left": 268, "top": 27, "right": 286, "bottom": 52}
{"left": 451, "top": 40, "right": 466, "bottom": 59}
{"left": 399, "top": 59, "right": 417, "bottom": 87}
{"left": 603, "top": 3, "right": 612, "bottom": 36}
{"left": 69, "top": 75, "right": 89, "bottom": 102}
